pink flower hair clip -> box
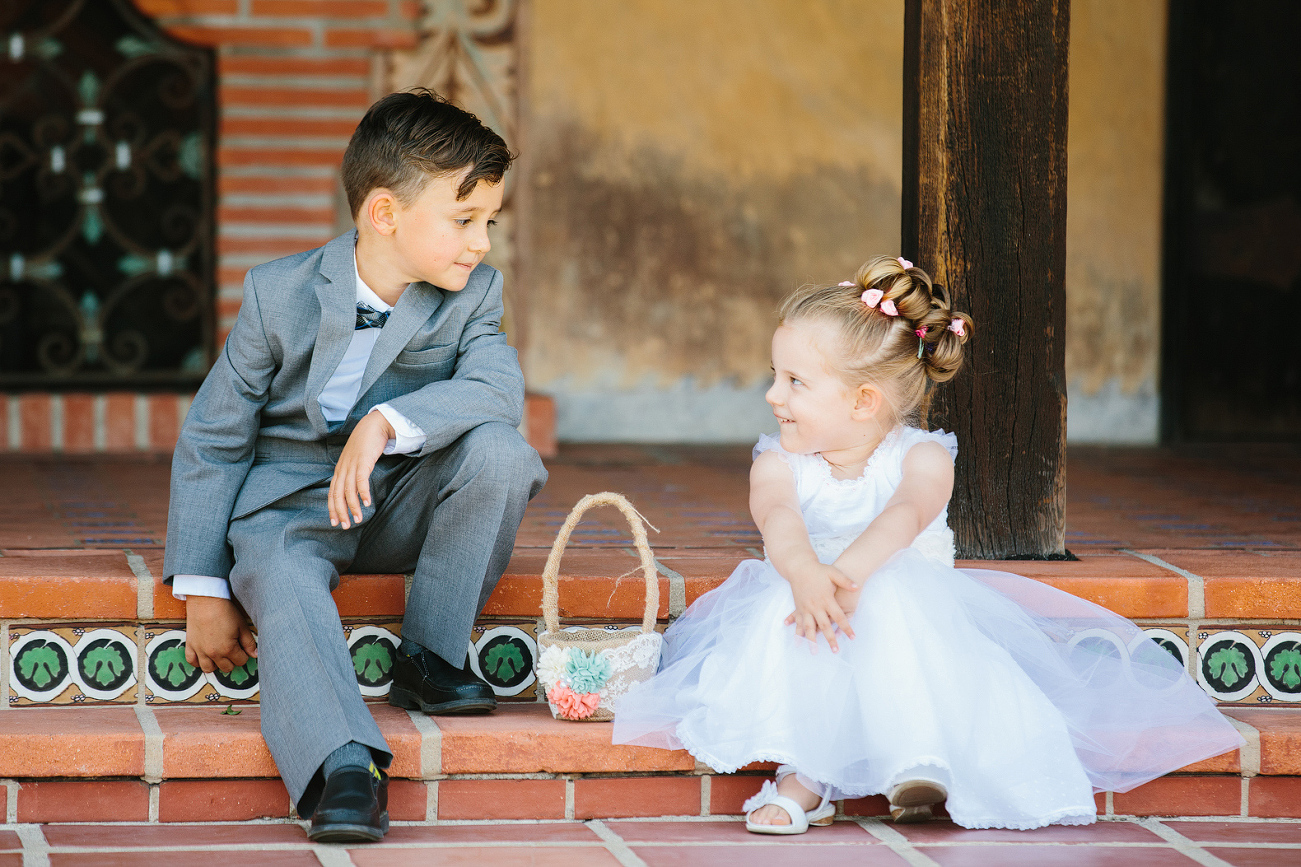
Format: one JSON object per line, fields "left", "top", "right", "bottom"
{"left": 914, "top": 327, "right": 927, "bottom": 358}
{"left": 860, "top": 288, "right": 898, "bottom": 317}
{"left": 947, "top": 319, "right": 966, "bottom": 337}
{"left": 897, "top": 257, "right": 913, "bottom": 270}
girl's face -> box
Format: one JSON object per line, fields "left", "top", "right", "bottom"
{"left": 766, "top": 320, "right": 868, "bottom": 456}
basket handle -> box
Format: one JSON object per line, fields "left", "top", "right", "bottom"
{"left": 541, "top": 492, "right": 659, "bottom": 635}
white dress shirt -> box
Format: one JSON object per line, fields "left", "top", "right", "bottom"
{"left": 172, "top": 250, "right": 427, "bottom": 600}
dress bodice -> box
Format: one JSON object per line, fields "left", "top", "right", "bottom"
{"left": 754, "top": 426, "right": 958, "bottom": 566}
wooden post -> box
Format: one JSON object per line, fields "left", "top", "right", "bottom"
{"left": 902, "top": 0, "right": 1070, "bottom": 559}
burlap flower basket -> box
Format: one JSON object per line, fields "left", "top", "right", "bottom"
{"left": 535, "top": 492, "right": 663, "bottom": 722}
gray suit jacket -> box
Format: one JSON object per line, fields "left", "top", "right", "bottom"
{"left": 163, "top": 230, "right": 525, "bottom": 581}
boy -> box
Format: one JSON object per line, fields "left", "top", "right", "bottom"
{"left": 163, "top": 90, "right": 546, "bottom": 843}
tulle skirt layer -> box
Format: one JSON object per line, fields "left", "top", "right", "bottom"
{"left": 611, "top": 549, "right": 1243, "bottom": 830}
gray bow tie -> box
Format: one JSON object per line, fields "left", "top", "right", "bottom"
{"left": 355, "top": 303, "right": 390, "bottom": 330}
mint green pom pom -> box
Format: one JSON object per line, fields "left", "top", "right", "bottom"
{"left": 565, "top": 649, "right": 613, "bottom": 693}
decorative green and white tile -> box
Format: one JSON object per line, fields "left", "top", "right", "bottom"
{"left": 8, "top": 619, "right": 546, "bottom": 705}
{"left": 9, "top": 626, "right": 138, "bottom": 705}
{"left": 1141, "top": 626, "right": 1191, "bottom": 669}
{"left": 469, "top": 621, "right": 539, "bottom": 701}
{"left": 22, "top": 619, "right": 1265, "bottom": 709}
{"left": 1194, "top": 628, "right": 1301, "bottom": 705}
{"left": 344, "top": 620, "right": 542, "bottom": 702}
{"left": 345, "top": 623, "right": 400, "bottom": 698}
{"left": 141, "top": 626, "right": 258, "bottom": 704}
{"left": 1058, "top": 624, "right": 1193, "bottom": 693}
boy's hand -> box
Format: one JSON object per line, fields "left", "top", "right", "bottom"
{"left": 185, "top": 596, "right": 257, "bottom": 674}
{"left": 330, "top": 409, "right": 395, "bottom": 529}
{"left": 785, "top": 563, "right": 857, "bottom": 652}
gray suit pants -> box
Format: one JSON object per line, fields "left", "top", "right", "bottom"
{"left": 227, "top": 422, "right": 546, "bottom": 810}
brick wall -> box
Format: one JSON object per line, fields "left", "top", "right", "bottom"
{"left": 2, "top": 0, "right": 421, "bottom": 454}
{"left": 1, "top": 393, "right": 189, "bottom": 454}
{"left": 135, "top": 0, "right": 420, "bottom": 343}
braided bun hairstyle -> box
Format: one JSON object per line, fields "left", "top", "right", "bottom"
{"left": 777, "top": 255, "right": 973, "bottom": 424}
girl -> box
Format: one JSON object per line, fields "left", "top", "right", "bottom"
{"left": 612, "top": 257, "right": 1243, "bottom": 833}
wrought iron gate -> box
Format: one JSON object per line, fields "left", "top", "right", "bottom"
{"left": 0, "top": 0, "right": 215, "bottom": 388}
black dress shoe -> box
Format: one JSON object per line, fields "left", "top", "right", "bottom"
{"left": 388, "top": 648, "right": 497, "bottom": 714}
{"left": 308, "top": 764, "right": 389, "bottom": 843}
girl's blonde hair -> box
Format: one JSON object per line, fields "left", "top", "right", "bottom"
{"left": 778, "top": 256, "right": 973, "bottom": 424}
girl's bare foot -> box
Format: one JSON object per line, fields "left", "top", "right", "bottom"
{"left": 748, "top": 773, "right": 823, "bottom": 826}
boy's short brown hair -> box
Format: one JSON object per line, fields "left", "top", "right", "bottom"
{"left": 341, "top": 88, "right": 514, "bottom": 218}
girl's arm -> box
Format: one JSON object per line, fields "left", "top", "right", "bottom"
{"left": 750, "top": 451, "right": 858, "bottom": 651}
{"left": 829, "top": 440, "right": 955, "bottom": 612}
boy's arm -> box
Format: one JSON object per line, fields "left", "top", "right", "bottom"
{"left": 165, "top": 270, "right": 277, "bottom": 581}
{"left": 750, "top": 452, "right": 857, "bottom": 650}
{"left": 383, "top": 268, "right": 525, "bottom": 453}
{"left": 166, "top": 271, "right": 276, "bottom": 670}
{"left": 330, "top": 268, "right": 522, "bottom": 528}
{"left": 184, "top": 595, "right": 259, "bottom": 674}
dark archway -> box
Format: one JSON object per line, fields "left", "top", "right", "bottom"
{"left": 1163, "top": 0, "right": 1301, "bottom": 441}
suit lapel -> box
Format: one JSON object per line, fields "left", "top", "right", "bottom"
{"left": 303, "top": 231, "right": 359, "bottom": 436}
{"left": 356, "top": 281, "right": 444, "bottom": 403}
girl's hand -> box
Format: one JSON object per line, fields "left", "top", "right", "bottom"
{"left": 750, "top": 452, "right": 857, "bottom": 650}
{"left": 833, "top": 584, "right": 862, "bottom": 618}
{"left": 785, "top": 562, "right": 857, "bottom": 652}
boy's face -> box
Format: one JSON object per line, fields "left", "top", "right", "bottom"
{"left": 391, "top": 169, "right": 504, "bottom": 291}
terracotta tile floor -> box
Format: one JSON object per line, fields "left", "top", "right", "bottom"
{"left": 3, "top": 442, "right": 1300, "bottom": 856}
{"left": 0, "top": 442, "right": 1297, "bottom": 553}
{"left": 1, "top": 817, "right": 1299, "bottom": 864}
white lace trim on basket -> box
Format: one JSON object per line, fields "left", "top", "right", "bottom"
{"left": 602, "top": 631, "right": 662, "bottom": 670}
{"left": 598, "top": 632, "right": 663, "bottom": 704}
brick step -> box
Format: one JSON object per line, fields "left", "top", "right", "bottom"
{"left": 0, "top": 703, "right": 1297, "bottom": 824}
{"left": 3, "top": 547, "right": 1299, "bottom": 624}
{"left": 0, "top": 547, "right": 725, "bottom": 624}
{"left": 4, "top": 548, "right": 1301, "bottom": 708}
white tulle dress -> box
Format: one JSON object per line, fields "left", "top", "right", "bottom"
{"left": 612, "top": 427, "right": 1244, "bottom": 830}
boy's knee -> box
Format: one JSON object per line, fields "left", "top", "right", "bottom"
{"left": 457, "top": 421, "right": 546, "bottom": 493}
{"left": 229, "top": 550, "right": 335, "bottom": 605}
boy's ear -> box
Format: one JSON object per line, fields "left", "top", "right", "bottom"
{"left": 853, "top": 384, "right": 883, "bottom": 419}
{"left": 364, "top": 189, "right": 399, "bottom": 236}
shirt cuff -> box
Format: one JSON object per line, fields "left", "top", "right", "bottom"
{"left": 375, "top": 403, "right": 427, "bottom": 455}
{"left": 172, "top": 575, "right": 232, "bottom": 601}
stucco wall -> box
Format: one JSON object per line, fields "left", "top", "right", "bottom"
{"left": 525, "top": 0, "right": 1169, "bottom": 444}
{"left": 524, "top": 0, "right": 904, "bottom": 441}
{"left": 1065, "top": 0, "right": 1168, "bottom": 443}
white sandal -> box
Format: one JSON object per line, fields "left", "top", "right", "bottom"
{"left": 887, "top": 777, "right": 947, "bottom": 824}
{"left": 743, "top": 764, "right": 835, "bottom": 835}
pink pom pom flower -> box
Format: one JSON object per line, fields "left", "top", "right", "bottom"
{"left": 547, "top": 684, "right": 601, "bottom": 720}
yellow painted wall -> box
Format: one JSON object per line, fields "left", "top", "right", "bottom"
{"left": 1065, "top": 0, "right": 1168, "bottom": 440}
{"left": 524, "top": 0, "right": 904, "bottom": 402}
{"left": 525, "top": 0, "right": 1169, "bottom": 441}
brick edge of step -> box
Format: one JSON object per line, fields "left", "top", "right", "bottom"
{"left": 0, "top": 704, "right": 1299, "bottom": 824}
{"left": 5, "top": 548, "right": 1301, "bottom": 622}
